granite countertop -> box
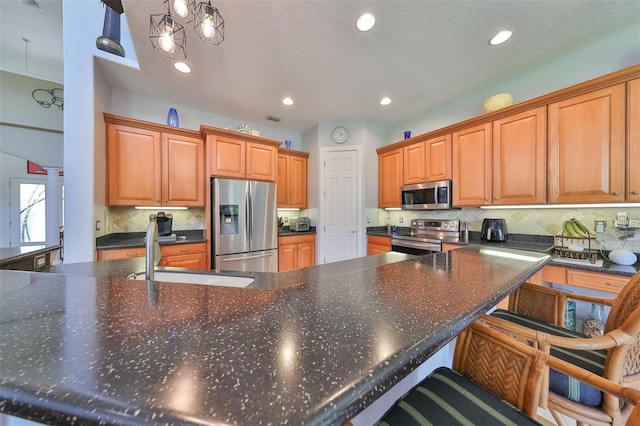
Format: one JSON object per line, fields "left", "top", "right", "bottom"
{"left": 366, "top": 228, "right": 640, "bottom": 277}
{"left": 0, "top": 245, "right": 62, "bottom": 267}
{"left": 0, "top": 246, "right": 549, "bottom": 425}
{"left": 96, "top": 230, "right": 207, "bottom": 250}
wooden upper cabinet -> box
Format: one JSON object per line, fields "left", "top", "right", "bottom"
{"left": 162, "top": 133, "right": 204, "bottom": 206}
{"left": 492, "top": 106, "right": 547, "bottom": 205}
{"left": 452, "top": 123, "right": 492, "bottom": 206}
{"left": 426, "top": 135, "right": 452, "bottom": 181}
{"left": 105, "top": 116, "right": 205, "bottom": 207}
{"left": 277, "top": 150, "right": 308, "bottom": 208}
{"left": 403, "top": 135, "right": 452, "bottom": 184}
{"left": 378, "top": 148, "right": 403, "bottom": 208}
{"left": 107, "top": 124, "right": 162, "bottom": 206}
{"left": 208, "top": 134, "right": 278, "bottom": 182}
{"left": 210, "top": 136, "right": 246, "bottom": 178}
{"left": 246, "top": 142, "right": 277, "bottom": 181}
{"left": 403, "top": 141, "right": 425, "bottom": 184}
{"left": 548, "top": 84, "right": 625, "bottom": 203}
{"left": 628, "top": 78, "right": 640, "bottom": 202}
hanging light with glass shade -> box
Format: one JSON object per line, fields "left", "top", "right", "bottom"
{"left": 170, "top": 0, "right": 196, "bottom": 23}
{"left": 150, "top": 1, "right": 187, "bottom": 59}
{"left": 193, "top": 0, "right": 225, "bottom": 45}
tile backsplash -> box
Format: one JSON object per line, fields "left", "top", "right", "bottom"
{"left": 108, "top": 207, "right": 205, "bottom": 233}
{"left": 379, "top": 207, "right": 640, "bottom": 252}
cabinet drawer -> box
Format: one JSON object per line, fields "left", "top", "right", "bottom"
{"left": 566, "top": 270, "right": 628, "bottom": 294}
{"left": 161, "top": 243, "right": 207, "bottom": 256}
{"left": 98, "top": 247, "right": 146, "bottom": 260}
{"left": 278, "top": 234, "right": 315, "bottom": 244}
{"left": 367, "top": 235, "right": 392, "bottom": 247}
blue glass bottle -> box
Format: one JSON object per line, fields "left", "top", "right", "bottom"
{"left": 167, "top": 108, "right": 179, "bottom": 127}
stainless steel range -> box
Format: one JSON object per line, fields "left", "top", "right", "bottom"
{"left": 392, "top": 219, "right": 461, "bottom": 255}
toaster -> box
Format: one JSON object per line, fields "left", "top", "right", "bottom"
{"left": 289, "top": 217, "right": 310, "bottom": 232}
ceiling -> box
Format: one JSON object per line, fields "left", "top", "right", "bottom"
{"left": 2, "top": 1, "right": 639, "bottom": 134}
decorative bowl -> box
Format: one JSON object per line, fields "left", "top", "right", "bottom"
{"left": 483, "top": 93, "right": 513, "bottom": 113}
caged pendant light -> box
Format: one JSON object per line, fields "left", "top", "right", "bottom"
{"left": 193, "top": 0, "right": 224, "bottom": 45}
{"left": 150, "top": 0, "right": 224, "bottom": 59}
{"left": 150, "top": 1, "right": 187, "bottom": 59}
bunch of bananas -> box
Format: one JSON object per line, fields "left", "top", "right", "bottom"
{"left": 562, "top": 218, "right": 596, "bottom": 238}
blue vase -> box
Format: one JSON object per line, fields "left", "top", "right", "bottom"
{"left": 167, "top": 108, "right": 179, "bottom": 127}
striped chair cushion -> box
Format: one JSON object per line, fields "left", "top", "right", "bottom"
{"left": 491, "top": 309, "right": 607, "bottom": 406}
{"left": 375, "top": 367, "right": 541, "bottom": 426}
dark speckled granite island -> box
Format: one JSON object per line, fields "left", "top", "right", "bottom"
{"left": 0, "top": 246, "right": 550, "bottom": 425}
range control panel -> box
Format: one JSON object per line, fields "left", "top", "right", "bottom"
{"left": 411, "top": 219, "right": 460, "bottom": 232}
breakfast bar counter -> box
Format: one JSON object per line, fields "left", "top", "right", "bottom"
{"left": 0, "top": 246, "right": 549, "bottom": 425}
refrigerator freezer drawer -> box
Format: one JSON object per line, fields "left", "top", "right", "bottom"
{"left": 215, "top": 249, "right": 278, "bottom": 273}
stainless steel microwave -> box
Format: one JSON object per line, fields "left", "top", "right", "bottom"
{"left": 401, "top": 180, "right": 453, "bottom": 210}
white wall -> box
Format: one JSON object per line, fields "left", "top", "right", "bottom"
{"left": 109, "top": 88, "right": 300, "bottom": 145}
{"left": 390, "top": 22, "right": 640, "bottom": 143}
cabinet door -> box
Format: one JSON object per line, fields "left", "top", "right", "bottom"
{"left": 452, "top": 123, "right": 492, "bottom": 206}
{"left": 297, "top": 241, "right": 316, "bottom": 268}
{"left": 367, "top": 235, "right": 391, "bottom": 255}
{"left": 159, "top": 253, "right": 207, "bottom": 269}
{"left": 548, "top": 84, "right": 625, "bottom": 203}
{"left": 162, "top": 134, "right": 204, "bottom": 206}
{"left": 289, "top": 155, "right": 308, "bottom": 208}
{"left": 246, "top": 142, "right": 277, "bottom": 181}
{"left": 278, "top": 243, "right": 297, "bottom": 271}
{"left": 378, "top": 148, "right": 403, "bottom": 208}
{"left": 211, "top": 136, "right": 246, "bottom": 178}
{"left": 628, "top": 78, "right": 640, "bottom": 201}
{"left": 277, "top": 154, "right": 289, "bottom": 206}
{"left": 97, "top": 247, "right": 146, "bottom": 260}
{"left": 492, "top": 107, "right": 547, "bottom": 205}
{"left": 403, "top": 141, "right": 425, "bottom": 184}
{"left": 425, "top": 134, "right": 452, "bottom": 181}
{"left": 107, "top": 124, "right": 162, "bottom": 206}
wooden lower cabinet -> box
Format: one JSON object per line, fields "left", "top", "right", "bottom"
{"left": 158, "top": 243, "right": 207, "bottom": 269}
{"left": 278, "top": 234, "right": 316, "bottom": 271}
{"left": 529, "top": 265, "right": 629, "bottom": 294}
{"left": 367, "top": 235, "right": 392, "bottom": 255}
{"left": 97, "top": 242, "right": 207, "bottom": 269}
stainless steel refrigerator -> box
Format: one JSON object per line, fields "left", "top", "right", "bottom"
{"left": 211, "top": 178, "right": 278, "bottom": 272}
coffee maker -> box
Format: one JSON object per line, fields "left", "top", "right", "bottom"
{"left": 481, "top": 218, "right": 508, "bottom": 242}
{"left": 156, "top": 212, "right": 173, "bottom": 236}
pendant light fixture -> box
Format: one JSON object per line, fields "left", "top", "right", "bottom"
{"left": 150, "top": 0, "right": 223, "bottom": 59}
{"left": 193, "top": 0, "right": 225, "bottom": 45}
{"left": 150, "top": 1, "right": 187, "bottom": 59}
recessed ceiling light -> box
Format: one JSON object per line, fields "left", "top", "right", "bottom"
{"left": 380, "top": 97, "right": 392, "bottom": 106}
{"left": 282, "top": 97, "right": 294, "bottom": 106}
{"left": 356, "top": 13, "right": 375, "bottom": 32}
{"left": 174, "top": 62, "right": 191, "bottom": 73}
{"left": 489, "top": 30, "right": 513, "bottom": 46}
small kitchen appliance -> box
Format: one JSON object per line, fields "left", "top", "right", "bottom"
{"left": 156, "top": 212, "right": 173, "bottom": 236}
{"left": 289, "top": 217, "right": 310, "bottom": 232}
{"left": 481, "top": 218, "right": 508, "bottom": 242}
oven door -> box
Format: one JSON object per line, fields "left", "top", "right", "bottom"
{"left": 391, "top": 239, "right": 441, "bottom": 255}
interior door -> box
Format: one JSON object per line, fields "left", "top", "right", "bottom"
{"left": 322, "top": 149, "right": 359, "bottom": 264}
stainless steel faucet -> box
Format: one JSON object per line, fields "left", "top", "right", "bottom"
{"left": 145, "top": 214, "right": 162, "bottom": 280}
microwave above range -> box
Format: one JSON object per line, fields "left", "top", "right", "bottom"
{"left": 401, "top": 180, "right": 453, "bottom": 210}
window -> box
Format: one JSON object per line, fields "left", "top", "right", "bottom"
{"left": 19, "top": 182, "right": 46, "bottom": 244}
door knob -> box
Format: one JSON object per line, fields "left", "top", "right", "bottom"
{"left": 351, "top": 230, "right": 356, "bottom": 233}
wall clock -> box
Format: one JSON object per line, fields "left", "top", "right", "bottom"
{"left": 331, "top": 126, "right": 349, "bottom": 144}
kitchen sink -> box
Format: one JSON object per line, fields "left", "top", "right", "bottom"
{"left": 128, "top": 271, "right": 254, "bottom": 288}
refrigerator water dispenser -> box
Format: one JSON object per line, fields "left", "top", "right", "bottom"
{"left": 220, "top": 205, "right": 239, "bottom": 234}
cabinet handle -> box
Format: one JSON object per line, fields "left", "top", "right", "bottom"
{"left": 484, "top": 197, "right": 489, "bottom": 201}
{"left": 494, "top": 197, "right": 499, "bottom": 200}
{"left": 633, "top": 191, "right": 639, "bottom": 195}
{"left": 181, "top": 248, "right": 188, "bottom": 253}
{"left": 613, "top": 191, "right": 620, "bottom": 195}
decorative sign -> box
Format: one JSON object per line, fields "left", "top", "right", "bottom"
{"left": 27, "top": 161, "right": 63, "bottom": 176}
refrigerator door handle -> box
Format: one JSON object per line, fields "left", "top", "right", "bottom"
{"left": 246, "top": 190, "right": 251, "bottom": 243}
{"left": 220, "top": 252, "right": 275, "bottom": 262}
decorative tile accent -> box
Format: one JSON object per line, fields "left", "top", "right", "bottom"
{"left": 108, "top": 207, "right": 205, "bottom": 233}
{"left": 380, "top": 207, "right": 640, "bottom": 252}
